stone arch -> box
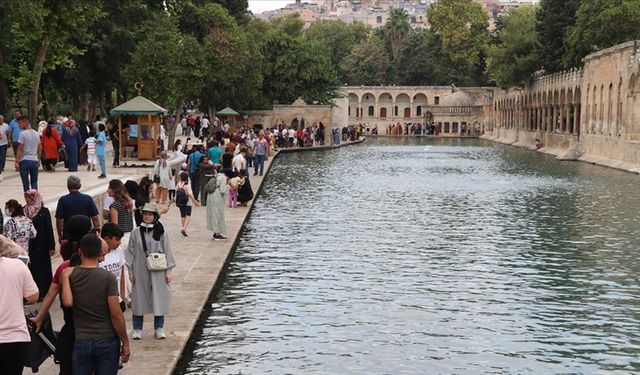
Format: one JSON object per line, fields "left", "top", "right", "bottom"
{"left": 396, "top": 93, "right": 410, "bottom": 118}
{"left": 599, "top": 84, "right": 604, "bottom": 133}
{"left": 413, "top": 93, "right": 428, "bottom": 117}
{"left": 616, "top": 77, "right": 623, "bottom": 136}
{"left": 607, "top": 82, "right": 613, "bottom": 135}
{"left": 348, "top": 93, "right": 359, "bottom": 118}
{"left": 362, "top": 92, "right": 375, "bottom": 118}
{"left": 291, "top": 117, "right": 306, "bottom": 130}
{"left": 379, "top": 92, "right": 392, "bottom": 118}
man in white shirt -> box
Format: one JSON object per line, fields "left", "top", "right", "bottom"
{"left": 0, "top": 115, "right": 9, "bottom": 182}
{"left": 232, "top": 148, "right": 247, "bottom": 174}
{"left": 201, "top": 115, "right": 210, "bottom": 140}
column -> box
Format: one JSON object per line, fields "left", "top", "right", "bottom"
{"left": 572, "top": 104, "right": 580, "bottom": 135}
{"left": 375, "top": 96, "right": 380, "bottom": 120}
{"left": 565, "top": 105, "right": 572, "bottom": 134}
{"left": 358, "top": 98, "right": 362, "bottom": 119}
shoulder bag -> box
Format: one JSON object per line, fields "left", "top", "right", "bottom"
{"left": 140, "top": 230, "right": 167, "bottom": 271}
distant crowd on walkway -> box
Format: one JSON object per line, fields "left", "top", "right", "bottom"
{"left": 341, "top": 122, "right": 482, "bottom": 136}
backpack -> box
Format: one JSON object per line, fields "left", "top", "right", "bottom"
{"left": 175, "top": 184, "right": 188, "bottom": 207}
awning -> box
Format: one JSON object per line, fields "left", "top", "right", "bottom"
{"left": 215, "top": 107, "right": 240, "bottom": 116}
{"left": 110, "top": 96, "right": 168, "bottom": 116}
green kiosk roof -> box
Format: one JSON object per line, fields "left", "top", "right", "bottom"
{"left": 216, "top": 107, "right": 240, "bottom": 116}
{"left": 110, "top": 96, "right": 168, "bottom": 116}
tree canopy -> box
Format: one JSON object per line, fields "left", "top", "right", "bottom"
{"left": 0, "top": 0, "right": 638, "bottom": 120}
{"left": 487, "top": 5, "right": 541, "bottom": 88}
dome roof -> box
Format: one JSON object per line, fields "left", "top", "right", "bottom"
{"left": 441, "top": 91, "right": 473, "bottom": 107}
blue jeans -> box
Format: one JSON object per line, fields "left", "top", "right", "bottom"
{"left": 72, "top": 336, "right": 120, "bottom": 375}
{"left": 0, "top": 144, "right": 7, "bottom": 174}
{"left": 97, "top": 155, "right": 106, "bottom": 176}
{"left": 19, "top": 160, "right": 39, "bottom": 191}
{"left": 132, "top": 315, "right": 164, "bottom": 330}
{"left": 254, "top": 154, "right": 265, "bottom": 176}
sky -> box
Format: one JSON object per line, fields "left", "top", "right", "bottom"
{"left": 248, "top": 0, "right": 311, "bottom": 14}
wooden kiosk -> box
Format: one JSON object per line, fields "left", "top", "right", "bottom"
{"left": 110, "top": 96, "right": 167, "bottom": 161}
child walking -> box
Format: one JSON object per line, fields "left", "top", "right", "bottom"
{"left": 126, "top": 203, "right": 176, "bottom": 340}
{"left": 80, "top": 129, "right": 97, "bottom": 171}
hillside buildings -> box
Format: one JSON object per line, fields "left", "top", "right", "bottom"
{"left": 255, "top": 0, "right": 538, "bottom": 30}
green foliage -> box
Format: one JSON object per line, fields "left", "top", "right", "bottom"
{"left": 270, "top": 13, "right": 305, "bottom": 38}
{"left": 384, "top": 8, "right": 411, "bottom": 61}
{"left": 305, "top": 20, "right": 370, "bottom": 82}
{"left": 428, "top": 0, "right": 490, "bottom": 85}
{"left": 261, "top": 33, "right": 338, "bottom": 104}
{"left": 563, "top": 0, "right": 640, "bottom": 68}
{"left": 487, "top": 5, "right": 541, "bottom": 87}
{"left": 340, "top": 35, "right": 390, "bottom": 85}
{"left": 535, "top": 0, "right": 580, "bottom": 72}
{"left": 123, "top": 15, "right": 205, "bottom": 112}
{"left": 394, "top": 30, "right": 440, "bottom": 86}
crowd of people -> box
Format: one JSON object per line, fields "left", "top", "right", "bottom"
{"left": 341, "top": 122, "right": 483, "bottom": 137}
{"left": 0, "top": 107, "right": 363, "bottom": 373}
{"left": 0, "top": 110, "right": 115, "bottom": 191}
{"left": 0, "top": 116, "right": 268, "bottom": 373}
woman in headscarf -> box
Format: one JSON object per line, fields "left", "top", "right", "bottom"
{"left": 126, "top": 203, "right": 175, "bottom": 340}
{"left": 205, "top": 165, "right": 229, "bottom": 240}
{"left": 153, "top": 151, "right": 172, "bottom": 204}
{"left": 24, "top": 189, "right": 54, "bottom": 298}
{"left": 61, "top": 120, "right": 83, "bottom": 171}
{"left": 3, "top": 199, "right": 36, "bottom": 255}
{"left": 41, "top": 121, "right": 64, "bottom": 172}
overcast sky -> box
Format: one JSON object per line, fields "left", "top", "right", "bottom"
{"left": 248, "top": 0, "right": 311, "bottom": 14}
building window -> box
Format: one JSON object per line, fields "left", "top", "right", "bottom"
{"left": 377, "top": 16, "right": 382, "bottom": 23}
{"left": 435, "top": 96, "right": 440, "bottom": 105}
{"left": 394, "top": 106, "right": 398, "bottom": 116}
{"left": 368, "top": 106, "right": 374, "bottom": 116}
{"left": 416, "top": 106, "right": 422, "bottom": 116}
{"left": 348, "top": 107, "right": 351, "bottom": 116}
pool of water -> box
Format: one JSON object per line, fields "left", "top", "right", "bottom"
{"left": 176, "top": 138, "right": 640, "bottom": 374}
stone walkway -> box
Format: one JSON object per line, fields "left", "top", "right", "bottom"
{"left": 7, "top": 139, "right": 363, "bottom": 375}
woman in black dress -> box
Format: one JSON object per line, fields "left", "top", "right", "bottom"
{"left": 24, "top": 189, "right": 54, "bottom": 298}
{"left": 237, "top": 169, "right": 254, "bottom": 207}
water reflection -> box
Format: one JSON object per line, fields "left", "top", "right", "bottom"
{"left": 176, "top": 138, "right": 640, "bottom": 374}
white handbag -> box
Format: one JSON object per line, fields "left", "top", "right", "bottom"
{"left": 141, "top": 231, "right": 168, "bottom": 271}
{"left": 146, "top": 253, "right": 168, "bottom": 271}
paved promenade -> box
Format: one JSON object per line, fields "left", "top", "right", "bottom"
{"left": 3, "top": 138, "right": 363, "bottom": 375}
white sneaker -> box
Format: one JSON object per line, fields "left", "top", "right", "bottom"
{"left": 132, "top": 329, "right": 142, "bottom": 340}
{"left": 154, "top": 328, "right": 166, "bottom": 339}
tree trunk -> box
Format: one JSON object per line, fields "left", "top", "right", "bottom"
{"left": 168, "top": 95, "right": 184, "bottom": 149}
{"left": 0, "top": 44, "right": 9, "bottom": 115}
{"left": 29, "top": 21, "right": 57, "bottom": 128}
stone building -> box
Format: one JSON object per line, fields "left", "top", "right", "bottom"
{"left": 488, "top": 40, "right": 640, "bottom": 172}
{"left": 342, "top": 85, "right": 494, "bottom": 135}
{"left": 244, "top": 97, "right": 348, "bottom": 145}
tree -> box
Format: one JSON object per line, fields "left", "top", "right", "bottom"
{"left": 535, "top": 0, "right": 580, "bottom": 72}
{"left": 394, "top": 30, "right": 440, "bottom": 86}
{"left": 197, "top": 3, "right": 253, "bottom": 112}
{"left": 341, "top": 35, "right": 390, "bottom": 85}
{"left": 123, "top": 14, "right": 205, "bottom": 147}
{"left": 487, "top": 5, "right": 542, "bottom": 88}
{"left": 563, "top": 0, "right": 640, "bottom": 68}
{"left": 428, "top": 0, "right": 490, "bottom": 85}
{"left": 9, "top": 0, "right": 103, "bottom": 125}
{"left": 262, "top": 33, "right": 338, "bottom": 105}
{"left": 384, "top": 8, "right": 411, "bottom": 61}
{"left": 43, "top": 0, "right": 164, "bottom": 118}
{"left": 305, "top": 20, "right": 370, "bottom": 83}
